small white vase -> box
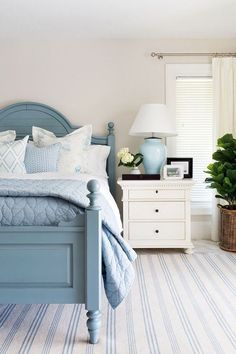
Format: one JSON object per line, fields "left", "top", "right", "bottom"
{"left": 130, "top": 167, "right": 141, "bottom": 175}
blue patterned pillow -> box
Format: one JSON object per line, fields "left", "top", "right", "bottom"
{"left": 0, "top": 136, "right": 29, "bottom": 173}
{"left": 24, "top": 143, "right": 61, "bottom": 173}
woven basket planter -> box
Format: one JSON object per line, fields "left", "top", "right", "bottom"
{"left": 219, "top": 207, "right": 236, "bottom": 252}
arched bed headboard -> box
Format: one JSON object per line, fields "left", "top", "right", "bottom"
{"left": 0, "top": 102, "right": 116, "bottom": 197}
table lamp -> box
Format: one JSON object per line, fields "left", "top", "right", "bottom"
{"left": 129, "top": 104, "right": 177, "bottom": 174}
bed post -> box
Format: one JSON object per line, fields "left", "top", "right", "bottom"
{"left": 107, "top": 122, "right": 116, "bottom": 198}
{"left": 85, "top": 180, "right": 102, "bottom": 344}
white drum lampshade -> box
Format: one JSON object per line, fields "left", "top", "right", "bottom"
{"left": 129, "top": 104, "right": 177, "bottom": 174}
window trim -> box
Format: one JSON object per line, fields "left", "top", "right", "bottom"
{"left": 165, "top": 64, "right": 212, "bottom": 215}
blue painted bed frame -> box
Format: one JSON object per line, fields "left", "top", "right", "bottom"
{"left": 0, "top": 102, "right": 116, "bottom": 344}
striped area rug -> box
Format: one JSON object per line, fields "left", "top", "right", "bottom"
{"left": 0, "top": 245, "right": 235, "bottom": 354}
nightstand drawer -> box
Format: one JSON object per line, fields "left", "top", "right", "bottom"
{"left": 129, "top": 222, "right": 185, "bottom": 240}
{"left": 129, "top": 201, "right": 185, "bottom": 220}
{"left": 129, "top": 189, "right": 185, "bottom": 200}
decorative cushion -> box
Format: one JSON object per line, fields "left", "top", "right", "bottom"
{"left": 32, "top": 125, "right": 92, "bottom": 173}
{"left": 24, "top": 143, "right": 61, "bottom": 174}
{"left": 0, "top": 130, "right": 16, "bottom": 143}
{"left": 0, "top": 136, "right": 29, "bottom": 173}
{"left": 76, "top": 145, "right": 110, "bottom": 178}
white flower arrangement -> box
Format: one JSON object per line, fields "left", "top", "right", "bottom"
{"left": 117, "top": 147, "right": 143, "bottom": 168}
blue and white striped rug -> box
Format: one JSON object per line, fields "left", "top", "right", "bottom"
{"left": 0, "top": 245, "right": 235, "bottom": 354}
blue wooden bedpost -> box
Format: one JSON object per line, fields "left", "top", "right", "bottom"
{"left": 85, "top": 180, "right": 102, "bottom": 344}
{"left": 107, "top": 122, "right": 116, "bottom": 198}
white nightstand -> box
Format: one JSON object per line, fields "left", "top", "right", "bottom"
{"left": 117, "top": 179, "right": 194, "bottom": 253}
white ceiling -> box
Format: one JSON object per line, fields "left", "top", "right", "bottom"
{"left": 1, "top": 0, "right": 236, "bottom": 39}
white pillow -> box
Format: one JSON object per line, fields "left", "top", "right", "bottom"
{"left": 0, "top": 136, "right": 29, "bottom": 173}
{"left": 0, "top": 130, "right": 16, "bottom": 142}
{"left": 32, "top": 125, "right": 92, "bottom": 173}
{"left": 76, "top": 145, "right": 110, "bottom": 178}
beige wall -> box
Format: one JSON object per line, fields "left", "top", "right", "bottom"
{"left": 1, "top": 38, "right": 236, "bottom": 151}
{"left": 0, "top": 38, "right": 236, "bottom": 232}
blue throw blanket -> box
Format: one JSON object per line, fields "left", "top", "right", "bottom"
{"left": 0, "top": 178, "right": 136, "bottom": 309}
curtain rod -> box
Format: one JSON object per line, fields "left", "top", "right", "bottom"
{"left": 151, "top": 52, "right": 236, "bottom": 59}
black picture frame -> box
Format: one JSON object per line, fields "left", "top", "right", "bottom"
{"left": 167, "top": 157, "right": 193, "bottom": 178}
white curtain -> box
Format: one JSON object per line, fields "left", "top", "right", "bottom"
{"left": 211, "top": 57, "right": 236, "bottom": 241}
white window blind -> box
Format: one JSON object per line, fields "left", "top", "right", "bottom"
{"left": 175, "top": 77, "right": 213, "bottom": 203}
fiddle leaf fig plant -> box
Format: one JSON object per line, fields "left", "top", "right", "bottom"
{"left": 205, "top": 133, "right": 236, "bottom": 209}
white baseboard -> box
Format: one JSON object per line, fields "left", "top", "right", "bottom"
{"left": 191, "top": 215, "right": 211, "bottom": 240}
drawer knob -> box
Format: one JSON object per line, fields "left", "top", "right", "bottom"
{"left": 155, "top": 209, "right": 159, "bottom": 213}
{"left": 155, "top": 230, "right": 159, "bottom": 234}
{"left": 156, "top": 190, "right": 158, "bottom": 194}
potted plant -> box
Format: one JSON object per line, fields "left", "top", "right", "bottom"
{"left": 205, "top": 133, "right": 236, "bottom": 251}
{"left": 117, "top": 147, "right": 143, "bottom": 174}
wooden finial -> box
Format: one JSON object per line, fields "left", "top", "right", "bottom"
{"left": 108, "top": 122, "right": 114, "bottom": 135}
{"left": 87, "top": 180, "right": 101, "bottom": 210}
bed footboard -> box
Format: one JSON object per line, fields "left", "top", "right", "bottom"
{"left": 0, "top": 180, "right": 103, "bottom": 345}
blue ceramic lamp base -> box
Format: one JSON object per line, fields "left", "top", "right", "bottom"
{"left": 140, "top": 137, "right": 166, "bottom": 174}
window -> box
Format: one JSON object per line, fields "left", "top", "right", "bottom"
{"left": 166, "top": 64, "right": 213, "bottom": 213}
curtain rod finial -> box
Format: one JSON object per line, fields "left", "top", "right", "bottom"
{"left": 151, "top": 52, "right": 163, "bottom": 59}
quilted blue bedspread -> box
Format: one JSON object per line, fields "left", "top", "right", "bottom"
{"left": 0, "top": 178, "right": 137, "bottom": 308}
